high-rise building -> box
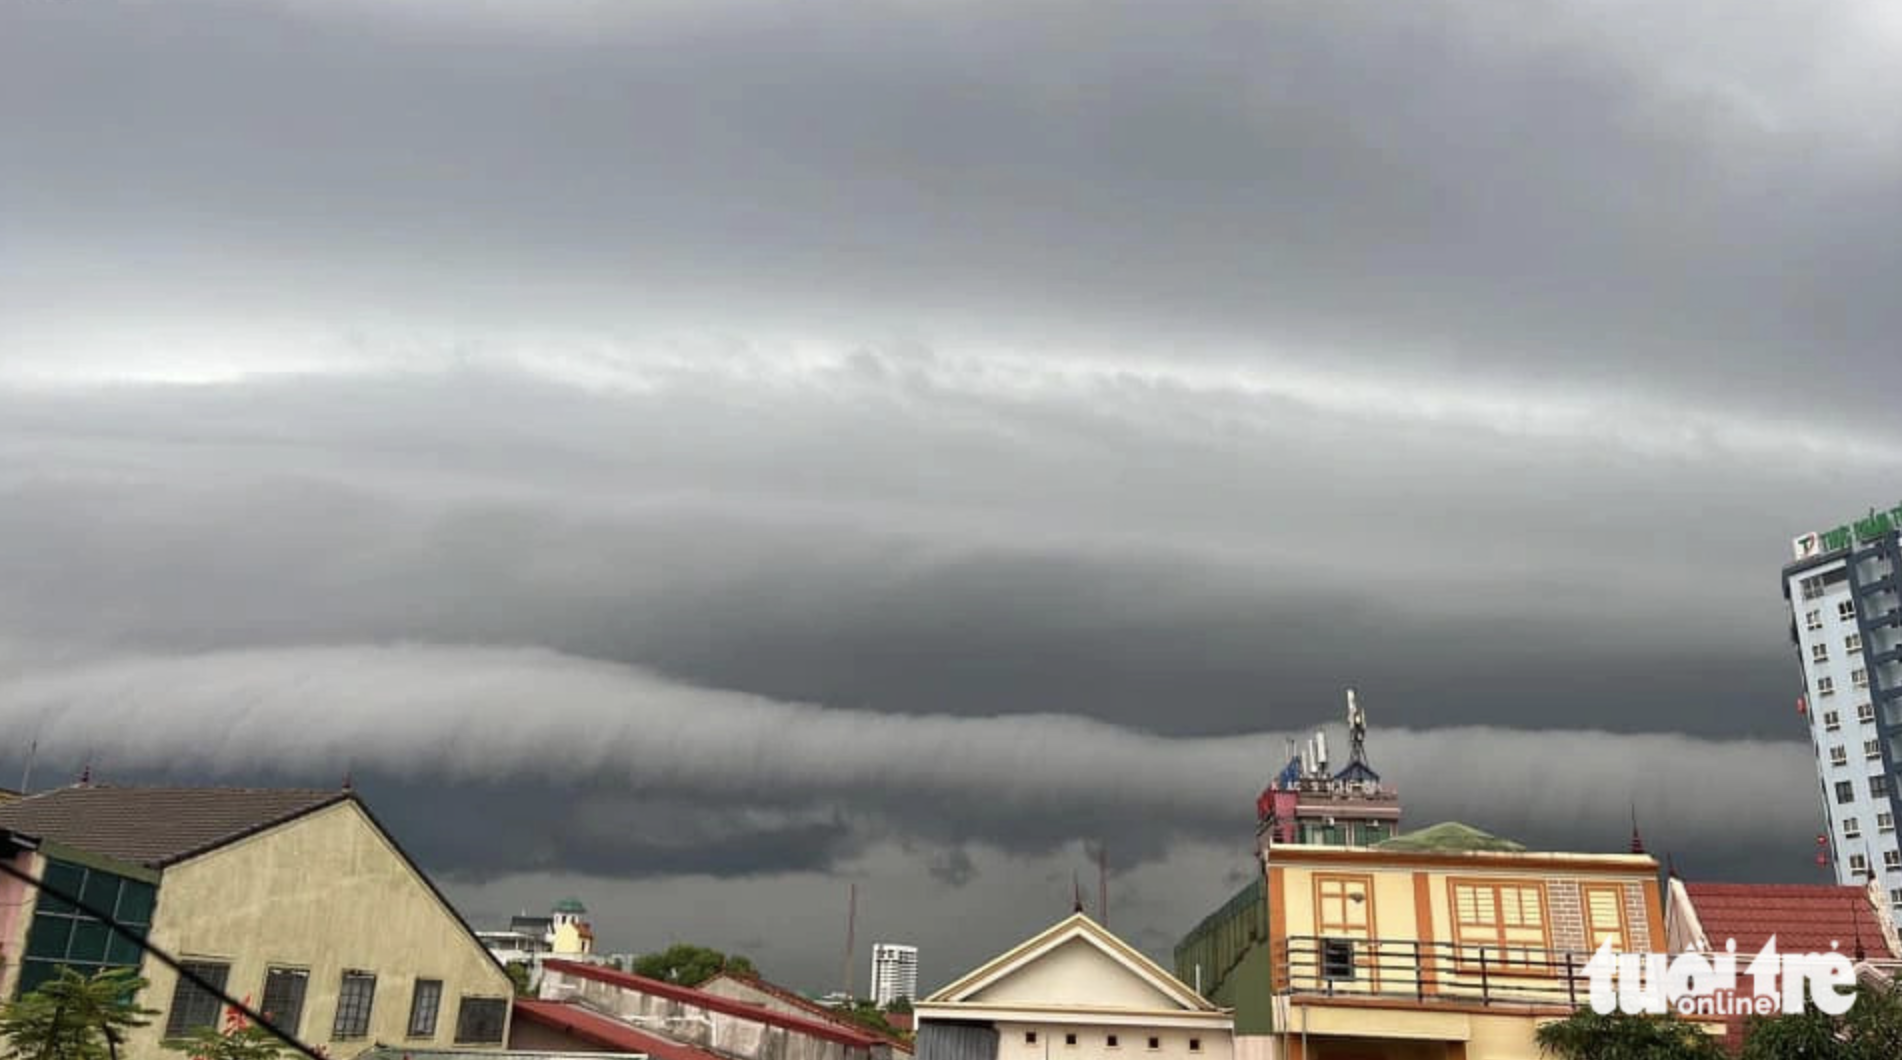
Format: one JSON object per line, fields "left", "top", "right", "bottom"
{"left": 869, "top": 943, "right": 918, "bottom": 1007}
{"left": 1785, "top": 501, "right": 1902, "bottom": 915}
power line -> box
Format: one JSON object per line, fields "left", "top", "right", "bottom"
{"left": 0, "top": 830, "right": 327, "bottom": 1060}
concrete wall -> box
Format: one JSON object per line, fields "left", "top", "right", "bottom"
{"left": 970, "top": 940, "right": 1170, "bottom": 1009}
{"left": 542, "top": 968, "right": 884, "bottom": 1060}
{"left": 123, "top": 800, "right": 512, "bottom": 1060}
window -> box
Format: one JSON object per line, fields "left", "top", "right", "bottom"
{"left": 1807, "top": 609, "right": 1825, "bottom": 630}
{"left": 165, "top": 962, "right": 232, "bottom": 1040}
{"left": 15, "top": 859, "right": 158, "bottom": 996}
{"left": 1450, "top": 880, "right": 1548, "bottom": 971}
{"left": 1814, "top": 643, "right": 1831, "bottom": 663}
{"left": 1832, "top": 745, "right": 1849, "bottom": 766}
{"left": 453, "top": 997, "right": 508, "bottom": 1045}
{"left": 1880, "top": 812, "right": 1895, "bottom": 833}
{"left": 1321, "top": 938, "right": 1357, "bottom": 981}
{"left": 1842, "top": 600, "right": 1859, "bottom": 621}
{"left": 408, "top": 979, "right": 443, "bottom": 1038}
{"left": 1860, "top": 703, "right": 1878, "bottom": 724}
{"left": 1190, "top": 1040, "right": 1202, "bottom": 1053}
{"left": 260, "top": 968, "right": 308, "bottom": 1037}
{"left": 332, "top": 972, "right": 377, "bottom": 1039}
{"left": 1107, "top": 1037, "right": 1120, "bottom": 1049}
{"left": 1065, "top": 1034, "right": 1077, "bottom": 1047}
{"left": 1582, "top": 884, "right": 1626, "bottom": 953}
{"left": 1838, "top": 780, "right": 1856, "bottom": 804}
{"left": 1026, "top": 1032, "right": 1038, "bottom": 1045}
{"left": 1846, "top": 817, "right": 1864, "bottom": 839}
{"left": 1852, "top": 854, "right": 1870, "bottom": 873}
{"left": 1855, "top": 668, "right": 1870, "bottom": 690}
{"left": 1891, "top": 888, "right": 1902, "bottom": 905}
{"left": 1147, "top": 1038, "right": 1161, "bottom": 1051}
{"left": 1869, "top": 739, "right": 1883, "bottom": 761}
{"left": 1874, "top": 775, "right": 1892, "bottom": 799}
{"left": 1827, "top": 710, "right": 1844, "bottom": 731}
{"left": 1820, "top": 677, "right": 1838, "bottom": 697}
{"left": 1849, "top": 633, "right": 1864, "bottom": 654}
{"left": 1886, "top": 851, "right": 1901, "bottom": 872}
{"left": 1314, "top": 874, "right": 1374, "bottom": 985}
{"left": 1802, "top": 575, "right": 1828, "bottom": 601}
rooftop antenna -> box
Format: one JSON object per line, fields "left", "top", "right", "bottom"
{"left": 1314, "top": 730, "right": 1329, "bottom": 775}
{"left": 1346, "top": 688, "right": 1370, "bottom": 767}
{"left": 1072, "top": 871, "right": 1084, "bottom": 915}
{"left": 1629, "top": 804, "right": 1646, "bottom": 855}
{"left": 18, "top": 738, "right": 37, "bottom": 795}
{"left": 1097, "top": 842, "right": 1109, "bottom": 928}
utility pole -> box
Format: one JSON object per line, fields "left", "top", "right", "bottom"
{"left": 1097, "top": 843, "right": 1108, "bottom": 927}
{"left": 840, "top": 883, "right": 857, "bottom": 1001}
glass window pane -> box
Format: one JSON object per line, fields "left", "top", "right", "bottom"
{"left": 68, "top": 920, "right": 111, "bottom": 963}
{"left": 80, "top": 870, "right": 120, "bottom": 914}
{"left": 114, "top": 883, "right": 156, "bottom": 927}
{"left": 26, "top": 916, "right": 74, "bottom": 959}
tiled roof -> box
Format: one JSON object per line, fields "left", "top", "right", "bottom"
{"left": 542, "top": 962, "right": 881, "bottom": 1048}
{"left": 699, "top": 973, "right": 912, "bottom": 1052}
{"left": 0, "top": 785, "right": 350, "bottom": 868}
{"left": 0, "top": 785, "right": 347, "bottom": 868}
{"left": 513, "top": 999, "right": 722, "bottom": 1060}
{"left": 1683, "top": 882, "right": 1896, "bottom": 959}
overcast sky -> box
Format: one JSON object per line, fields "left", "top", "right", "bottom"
{"left": 4, "top": 0, "right": 1902, "bottom": 995}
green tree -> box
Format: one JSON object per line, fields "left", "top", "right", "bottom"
{"left": 833, "top": 1002, "right": 904, "bottom": 1041}
{"left": 505, "top": 963, "right": 534, "bottom": 998}
{"left": 885, "top": 996, "right": 912, "bottom": 1015}
{"left": 1534, "top": 1008, "right": 1726, "bottom": 1060}
{"left": 165, "top": 1000, "right": 283, "bottom": 1060}
{"left": 630, "top": 945, "right": 756, "bottom": 987}
{"left": 1739, "top": 977, "right": 1902, "bottom": 1060}
{"left": 0, "top": 967, "right": 155, "bottom": 1060}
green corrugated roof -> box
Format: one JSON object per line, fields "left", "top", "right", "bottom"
{"left": 553, "top": 897, "right": 587, "bottom": 914}
{"left": 1374, "top": 821, "right": 1525, "bottom": 852}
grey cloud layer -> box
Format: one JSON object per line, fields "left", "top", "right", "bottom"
{"left": 0, "top": 640, "right": 1816, "bottom": 879}
{"left": 4, "top": 0, "right": 1902, "bottom": 413}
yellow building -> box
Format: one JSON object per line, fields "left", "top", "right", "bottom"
{"left": 1260, "top": 822, "right": 1700, "bottom": 1060}
{"left": 916, "top": 912, "right": 1235, "bottom": 1060}
{"left": 0, "top": 785, "right": 514, "bottom": 1060}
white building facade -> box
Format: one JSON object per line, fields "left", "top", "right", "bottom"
{"left": 871, "top": 943, "right": 920, "bottom": 1007}
{"left": 1786, "top": 502, "right": 1902, "bottom": 916}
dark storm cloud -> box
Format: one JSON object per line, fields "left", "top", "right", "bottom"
{"left": 5, "top": 0, "right": 1902, "bottom": 411}
{"left": 3, "top": 0, "right": 1899, "bottom": 988}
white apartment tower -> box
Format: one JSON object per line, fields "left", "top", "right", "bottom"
{"left": 869, "top": 942, "right": 919, "bottom": 1007}
{"left": 1785, "top": 501, "right": 1902, "bottom": 916}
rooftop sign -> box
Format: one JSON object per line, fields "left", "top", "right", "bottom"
{"left": 1793, "top": 501, "right": 1902, "bottom": 560}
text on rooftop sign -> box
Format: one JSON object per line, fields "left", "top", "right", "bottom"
{"left": 1793, "top": 502, "right": 1902, "bottom": 560}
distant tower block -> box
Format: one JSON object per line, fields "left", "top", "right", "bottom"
{"left": 1255, "top": 687, "right": 1402, "bottom": 852}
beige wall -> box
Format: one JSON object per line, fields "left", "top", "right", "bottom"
{"left": 971, "top": 940, "right": 1178, "bottom": 1010}
{"left": 123, "top": 801, "right": 512, "bottom": 1060}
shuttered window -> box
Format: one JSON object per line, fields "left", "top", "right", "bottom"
{"left": 1450, "top": 881, "right": 1548, "bottom": 971}
{"left": 1582, "top": 885, "right": 1628, "bottom": 953}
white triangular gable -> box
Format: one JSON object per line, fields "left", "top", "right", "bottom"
{"left": 929, "top": 913, "right": 1212, "bottom": 1012}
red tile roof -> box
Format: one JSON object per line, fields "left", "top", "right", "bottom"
{"left": 698, "top": 973, "right": 912, "bottom": 1052}
{"left": 1683, "top": 882, "right": 1896, "bottom": 959}
{"left": 514, "top": 999, "right": 725, "bottom": 1060}
{"left": 542, "top": 962, "right": 881, "bottom": 1048}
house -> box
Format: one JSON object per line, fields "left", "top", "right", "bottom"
{"left": 698, "top": 971, "right": 914, "bottom": 1055}
{"left": 1259, "top": 822, "right": 1715, "bottom": 1060}
{"left": 537, "top": 959, "right": 894, "bottom": 1060}
{"left": 914, "top": 912, "right": 1234, "bottom": 1060}
{"left": 0, "top": 784, "right": 514, "bottom": 1060}
{"left": 1665, "top": 876, "right": 1902, "bottom": 1052}
{"left": 512, "top": 997, "right": 724, "bottom": 1060}
{"left": 481, "top": 898, "right": 608, "bottom": 992}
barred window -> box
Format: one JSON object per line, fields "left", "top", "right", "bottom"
{"left": 455, "top": 997, "right": 508, "bottom": 1044}
{"left": 408, "top": 979, "right": 443, "bottom": 1038}
{"left": 260, "top": 968, "right": 308, "bottom": 1037}
{"left": 165, "top": 962, "right": 231, "bottom": 1040}
{"left": 332, "top": 972, "right": 377, "bottom": 1039}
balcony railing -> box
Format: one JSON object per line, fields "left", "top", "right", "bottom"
{"left": 1279, "top": 935, "right": 1603, "bottom": 1009}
